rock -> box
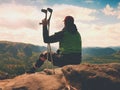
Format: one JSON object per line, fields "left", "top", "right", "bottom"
{"left": 62, "top": 63, "right": 120, "bottom": 90}
{"left": 0, "top": 73, "right": 68, "bottom": 90}
{"left": 0, "top": 63, "right": 120, "bottom": 90}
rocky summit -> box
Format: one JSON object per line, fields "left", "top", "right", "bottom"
{"left": 0, "top": 63, "right": 120, "bottom": 90}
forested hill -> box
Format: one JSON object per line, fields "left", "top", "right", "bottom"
{"left": 82, "top": 47, "right": 116, "bottom": 56}
{"left": 0, "top": 41, "right": 46, "bottom": 58}
{"left": 82, "top": 47, "right": 120, "bottom": 64}
{"left": 0, "top": 41, "right": 47, "bottom": 78}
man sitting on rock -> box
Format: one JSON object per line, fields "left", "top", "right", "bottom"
{"left": 27, "top": 16, "right": 82, "bottom": 73}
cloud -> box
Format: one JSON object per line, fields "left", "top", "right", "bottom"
{"left": 0, "top": 3, "right": 42, "bottom": 30}
{"left": 102, "top": 4, "right": 120, "bottom": 19}
{"left": 0, "top": 0, "right": 11, "bottom": 4}
{"left": 0, "top": 0, "right": 46, "bottom": 5}
{"left": 102, "top": 4, "right": 115, "bottom": 15}
{"left": 49, "top": 4, "right": 97, "bottom": 33}
{"left": 0, "top": 3, "right": 97, "bottom": 31}
{"left": 0, "top": 28, "right": 45, "bottom": 46}
{"left": 53, "top": 4, "right": 97, "bottom": 21}
{"left": 81, "top": 23, "right": 120, "bottom": 47}
{"left": 0, "top": 2, "right": 119, "bottom": 47}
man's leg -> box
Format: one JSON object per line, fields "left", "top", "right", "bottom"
{"left": 40, "top": 51, "right": 64, "bottom": 67}
{"left": 26, "top": 54, "right": 46, "bottom": 74}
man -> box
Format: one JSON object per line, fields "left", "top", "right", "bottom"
{"left": 27, "top": 16, "right": 82, "bottom": 73}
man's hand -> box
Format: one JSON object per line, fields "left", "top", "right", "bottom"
{"left": 42, "top": 19, "right": 48, "bottom": 26}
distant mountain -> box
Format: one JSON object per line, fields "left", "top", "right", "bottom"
{"left": 110, "top": 46, "right": 120, "bottom": 51}
{"left": 82, "top": 47, "right": 120, "bottom": 64}
{"left": 0, "top": 41, "right": 46, "bottom": 58}
{"left": 82, "top": 47, "right": 116, "bottom": 56}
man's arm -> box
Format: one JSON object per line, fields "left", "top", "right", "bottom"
{"left": 43, "top": 25, "right": 64, "bottom": 43}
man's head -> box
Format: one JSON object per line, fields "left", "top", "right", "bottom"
{"left": 64, "top": 16, "right": 74, "bottom": 26}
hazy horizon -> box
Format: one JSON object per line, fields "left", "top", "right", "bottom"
{"left": 0, "top": 40, "right": 120, "bottom": 49}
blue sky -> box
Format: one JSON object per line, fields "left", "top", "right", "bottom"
{"left": 0, "top": 0, "right": 120, "bottom": 47}
{"left": 44, "top": 0, "right": 120, "bottom": 8}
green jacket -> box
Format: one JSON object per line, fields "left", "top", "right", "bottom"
{"left": 60, "top": 30, "right": 81, "bottom": 54}
{"left": 43, "top": 26, "right": 82, "bottom": 54}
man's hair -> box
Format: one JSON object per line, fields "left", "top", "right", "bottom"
{"left": 64, "top": 16, "right": 77, "bottom": 33}
{"left": 64, "top": 16, "right": 74, "bottom": 25}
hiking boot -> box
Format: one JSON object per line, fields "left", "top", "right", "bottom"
{"left": 26, "top": 67, "right": 36, "bottom": 74}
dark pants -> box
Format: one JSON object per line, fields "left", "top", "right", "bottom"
{"left": 52, "top": 53, "right": 81, "bottom": 67}
{"left": 35, "top": 51, "right": 82, "bottom": 67}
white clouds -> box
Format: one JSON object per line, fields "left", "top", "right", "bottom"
{"left": 102, "top": 4, "right": 115, "bottom": 15}
{"left": 53, "top": 4, "right": 97, "bottom": 22}
{"left": 0, "top": 3, "right": 44, "bottom": 46}
{"left": 0, "top": 3, "right": 41, "bottom": 30}
{"left": 0, "top": 0, "right": 47, "bottom": 5}
{"left": 81, "top": 23, "right": 120, "bottom": 47}
{"left": 0, "top": 2, "right": 120, "bottom": 47}
{"left": 0, "top": 3, "right": 97, "bottom": 31}
{"left": 0, "top": 28, "right": 45, "bottom": 46}
{"left": 102, "top": 4, "right": 120, "bottom": 19}
{"left": 50, "top": 4, "right": 97, "bottom": 33}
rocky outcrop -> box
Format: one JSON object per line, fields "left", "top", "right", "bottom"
{"left": 0, "top": 63, "right": 120, "bottom": 90}
{"left": 62, "top": 63, "right": 120, "bottom": 90}
{"left": 0, "top": 68, "right": 68, "bottom": 90}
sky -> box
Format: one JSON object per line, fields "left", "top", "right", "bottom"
{"left": 0, "top": 0, "right": 120, "bottom": 48}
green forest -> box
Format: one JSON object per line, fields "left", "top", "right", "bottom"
{"left": 0, "top": 41, "right": 120, "bottom": 79}
{"left": 82, "top": 47, "right": 120, "bottom": 64}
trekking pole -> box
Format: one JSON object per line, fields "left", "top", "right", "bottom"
{"left": 47, "top": 8, "right": 55, "bottom": 74}
{"left": 40, "top": 9, "right": 49, "bottom": 69}
{"left": 40, "top": 8, "right": 55, "bottom": 74}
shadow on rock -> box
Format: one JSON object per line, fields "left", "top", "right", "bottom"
{"left": 62, "top": 63, "right": 120, "bottom": 90}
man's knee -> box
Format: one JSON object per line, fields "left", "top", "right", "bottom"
{"left": 34, "top": 53, "right": 47, "bottom": 68}
{"left": 41, "top": 51, "right": 56, "bottom": 61}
